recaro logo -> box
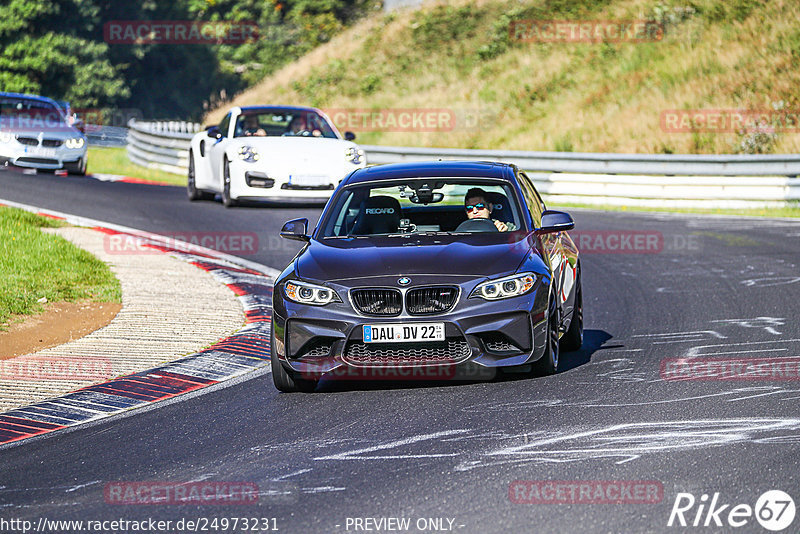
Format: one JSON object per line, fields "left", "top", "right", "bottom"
{"left": 365, "top": 208, "right": 394, "bottom": 215}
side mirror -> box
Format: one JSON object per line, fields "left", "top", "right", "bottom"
{"left": 280, "top": 218, "right": 310, "bottom": 242}
{"left": 537, "top": 210, "right": 574, "bottom": 234}
{"left": 344, "top": 131, "right": 356, "bottom": 141}
{"left": 206, "top": 126, "right": 222, "bottom": 139}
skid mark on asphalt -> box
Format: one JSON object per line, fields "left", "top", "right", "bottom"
{"left": 452, "top": 418, "right": 800, "bottom": 470}
{"left": 304, "top": 419, "right": 800, "bottom": 472}
{"left": 314, "top": 430, "right": 472, "bottom": 461}
{"left": 685, "top": 338, "right": 800, "bottom": 358}
{"left": 0, "top": 233, "right": 275, "bottom": 447}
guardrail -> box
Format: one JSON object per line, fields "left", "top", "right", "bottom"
{"left": 86, "top": 125, "right": 128, "bottom": 147}
{"left": 127, "top": 120, "right": 201, "bottom": 175}
{"left": 361, "top": 145, "right": 800, "bottom": 177}
{"left": 127, "top": 120, "right": 799, "bottom": 208}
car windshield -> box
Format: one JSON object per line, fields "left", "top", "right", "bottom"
{"left": 320, "top": 179, "right": 526, "bottom": 238}
{"left": 0, "top": 97, "right": 65, "bottom": 130}
{"left": 233, "top": 109, "right": 337, "bottom": 139}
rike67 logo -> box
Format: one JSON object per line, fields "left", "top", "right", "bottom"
{"left": 668, "top": 490, "right": 796, "bottom": 531}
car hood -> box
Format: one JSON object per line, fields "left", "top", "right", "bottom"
{"left": 295, "top": 234, "right": 535, "bottom": 282}
{"left": 1, "top": 123, "right": 81, "bottom": 138}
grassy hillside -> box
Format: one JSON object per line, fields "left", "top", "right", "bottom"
{"left": 206, "top": 0, "right": 800, "bottom": 154}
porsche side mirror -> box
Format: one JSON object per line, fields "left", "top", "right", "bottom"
{"left": 344, "top": 131, "right": 356, "bottom": 141}
{"left": 206, "top": 126, "right": 222, "bottom": 139}
{"left": 280, "top": 218, "right": 310, "bottom": 242}
{"left": 537, "top": 210, "right": 574, "bottom": 234}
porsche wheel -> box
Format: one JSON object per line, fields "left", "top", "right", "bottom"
{"left": 187, "top": 150, "right": 214, "bottom": 201}
{"left": 221, "top": 157, "right": 237, "bottom": 208}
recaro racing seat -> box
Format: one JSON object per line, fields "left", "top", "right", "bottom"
{"left": 484, "top": 191, "right": 514, "bottom": 225}
{"left": 351, "top": 196, "right": 402, "bottom": 235}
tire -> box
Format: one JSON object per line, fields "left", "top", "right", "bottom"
{"left": 65, "top": 157, "right": 86, "bottom": 176}
{"left": 560, "top": 268, "right": 583, "bottom": 352}
{"left": 221, "top": 157, "right": 237, "bottom": 208}
{"left": 532, "top": 292, "right": 560, "bottom": 376}
{"left": 187, "top": 151, "right": 214, "bottom": 201}
{"left": 270, "top": 329, "right": 317, "bottom": 393}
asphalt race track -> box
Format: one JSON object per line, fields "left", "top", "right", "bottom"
{"left": 2, "top": 168, "right": 800, "bottom": 533}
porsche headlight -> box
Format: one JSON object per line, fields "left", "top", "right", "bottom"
{"left": 238, "top": 145, "right": 260, "bottom": 163}
{"left": 470, "top": 272, "right": 536, "bottom": 301}
{"left": 65, "top": 137, "right": 85, "bottom": 149}
{"left": 0, "top": 132, "right": 14, "bottom": 143}
{"left": 285, "top": 280, "right": 341, "bottom": 306}
{"left": 345, "top": 147, "right": 364, "bottom": 164}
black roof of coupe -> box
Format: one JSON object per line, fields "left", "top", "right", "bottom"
{"left": 342, "top": 161, "right": 517, "bottom": 186}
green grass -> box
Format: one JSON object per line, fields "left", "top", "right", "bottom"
{"left": 550, "top": 201, "right": 800, "bottom": 218}
{"left": 0, "top": 207, "right": 122, "bottom": 330}
{"left": 88, "top": 147, "right": 185, "bottom": 186}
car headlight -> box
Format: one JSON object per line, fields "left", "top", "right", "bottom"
{"left": 470, "top": 272, "right": 536, "bottom": 301}
{"left": 238, "top": 145, "right": 259, "bottom": 163}
{"left": 284, "top": 280, "right": 341, "bottom": 306}
{"left": 345, "top": 147, "right": 364, "bottom": 164}
{"left": 0, "top": 132, "right": 13, "bottom": 143}
{"left": 64, "top": 137, "right": 85, "bottom": 149}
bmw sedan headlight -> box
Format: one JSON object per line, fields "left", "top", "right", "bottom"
{"left": 285, "top": 280, "right": 341, "bottom": 306}
{"left": 64, "top": 137, "right": 85, "bottom": 149}
{"left": 0, "top": 132, "right": 13, "bottom": 143}
{"left": 238, "top": 145, "right": 259, "bottom": 163}
{"left": 345, "top": 147, "right": 364, "bottom": 164}
{"left": 470, "top": 272, "right": 536, "bottom": 301}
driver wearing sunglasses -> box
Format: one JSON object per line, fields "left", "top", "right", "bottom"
{"left": 464, "top": 187, "right": 516, "bottom": 232}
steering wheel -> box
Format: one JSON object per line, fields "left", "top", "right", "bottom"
{"left": 455, "top": 217, "right": 499, "bottom": 233}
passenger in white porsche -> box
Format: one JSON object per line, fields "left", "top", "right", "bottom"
{"left": 464, "top": 187, "right": 516, "bottom": 232}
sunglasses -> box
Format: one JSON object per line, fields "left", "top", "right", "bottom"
{"left": 466, "top": 203, "right": 487, "bottom": 211}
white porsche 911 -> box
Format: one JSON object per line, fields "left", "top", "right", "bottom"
{"left": 187, "top": 105, "right": 366, "bottom": 207}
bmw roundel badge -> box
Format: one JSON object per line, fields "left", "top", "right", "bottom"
{"left": 398, "top": 277, "right": 411, "bottom": 286}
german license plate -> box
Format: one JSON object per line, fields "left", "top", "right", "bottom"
{"left": 363, "top": 323, "right": 445, "bottom": 343}
{"left": 290, "top": 174, "right": 329, "bottom": 186}
{"left": 29, "top": 147, "right": 57, "bottom": 158}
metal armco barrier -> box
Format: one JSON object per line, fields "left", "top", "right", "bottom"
{"left": 127, "top": 120, "right": 800, "bottom": 208}
{"left": 127, "top": 120, "right": 200, "bottom": 175}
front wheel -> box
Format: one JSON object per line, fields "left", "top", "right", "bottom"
{"left": 64, "top": 157, "right": 86, "bottom": 176}
{"left": 221, "top": 157, "right": 237, "bottom": 208}
{"left": 532, "top": 293, "right": 560, "bottom": 376}
{"left": 270, "top": 330, "right": 317, "bottom": 393}
{"left": 560, "top": 269, "right": 583, "bottom": 352}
